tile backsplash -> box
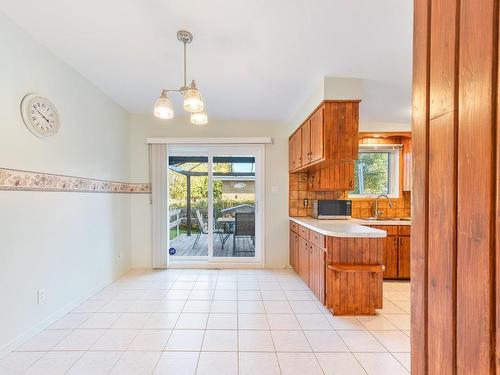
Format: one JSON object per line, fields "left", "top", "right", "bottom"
{"left": 289, "top": 172, "right": 411, "bottom": 218}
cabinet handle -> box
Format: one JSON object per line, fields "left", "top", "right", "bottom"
{"left": 393, "top": 237, "right": 397, "bottom": 246}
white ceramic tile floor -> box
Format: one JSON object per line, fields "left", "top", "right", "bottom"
{"left": 2, "top": 269, "right": 411, "bottom": 374}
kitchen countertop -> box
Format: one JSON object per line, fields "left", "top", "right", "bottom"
{"left": 289, "top": 217, "right": 387, "bottom": 238}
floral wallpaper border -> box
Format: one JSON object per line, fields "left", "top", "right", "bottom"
{"left": 0, "top": 168, "right": 151, "bottom": 193}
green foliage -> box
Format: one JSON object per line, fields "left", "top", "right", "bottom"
{"left": 168, "top": 161, "right": 255, "bottom": 231}
{"left": 352, "top": 152, "right": 389, "bottom": 195}
{"left": 168, "top": 162, "right": 231, "bottom": 201}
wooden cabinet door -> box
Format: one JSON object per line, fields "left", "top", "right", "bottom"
{"left": 290, "top": 231, "right": 299, "bottom": 272}
{"left": 288, "top": 138, "right": 294, "bottom": 171}
{"left": 289, "top": 130, "right": 302, "bottom": 171}
{"left": 301, "top": 121, "right": 311, "bottom": 166}
{"left": 384, "top": 236, "right": 399, "bottom": 278}
{"left": 298, "top": 238, "right": 309, "bottom": 283}
{"left": 318, "top": 248, "right": 325, "bottom": 304}
{"left": 312, "top": 245, "right": 326, "bottom": 304}
{"left": 307, "top": 244, "right": 313, "bottom": 291}
{"left": 310, "top": 108, "right": 324, "bottom": 163}
{"left": 398, "top": 236, "right": 411, "bottom": 278}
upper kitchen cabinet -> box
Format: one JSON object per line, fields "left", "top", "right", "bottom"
{"left": 289, "top": 100, "right": 360, "bottom": 173}
{"left": 289, "top": 129, "right": 302, "bottom": 170}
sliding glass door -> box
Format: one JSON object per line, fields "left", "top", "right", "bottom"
{"left": 167, "top": 154, "right": 209, "bottom": 257}
{"left": 212, "top": 155, "right": 256, "bottom": 258}
{"left": 167, "top": 145, "right": 263, "bottom": 263}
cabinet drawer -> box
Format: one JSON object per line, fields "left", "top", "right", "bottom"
{"left": 290, "top": 221, "right": 299, "bottom": 233}
{"left": 299, "top": 225, "right": 310, "bottom": 239}
{"left": 371, "top": 225, "right": 398, "bottom": 236}
{"left": 309, "top": 230, "right": 325, "bottom": 249}
{"left": 398, "top": 225, "right": 411, "bottom": 236}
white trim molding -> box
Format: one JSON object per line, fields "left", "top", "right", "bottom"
{"left": 146, "top": 137, "right": 273, "bottom": 145}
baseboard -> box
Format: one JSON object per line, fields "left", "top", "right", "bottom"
{"left": 0, "top": 267, "right": 130, "bottom": 359}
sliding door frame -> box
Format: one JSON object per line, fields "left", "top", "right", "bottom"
{"left": 167, "top": 143, "right": 265, "bottom": 266}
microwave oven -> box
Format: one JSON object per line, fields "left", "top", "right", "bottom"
{"left": 311, "top": 200, "right": 352, "bottom": 220}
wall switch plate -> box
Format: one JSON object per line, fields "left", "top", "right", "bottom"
{"left": 37, "top": 289, "right": 46, "bottom": 304}
{"left": 271, "top": 186, "right": 279, "bottom": 193}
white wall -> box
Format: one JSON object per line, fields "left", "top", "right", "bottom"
{"left": 287, "top": 76, "right": 410, "bottom": 133}
{"left": 129, "top": 114, "right": 290, "bottom": 268}
{"left": 0, "top": 14, "right": 131, "bottom": 354}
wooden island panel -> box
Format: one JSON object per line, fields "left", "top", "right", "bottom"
{"left": 325, "top": 236, "right": 384, "bottom": 315}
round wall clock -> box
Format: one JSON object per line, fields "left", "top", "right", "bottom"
{"left": 20, "top": 93, "right": 60, "bottom": 138}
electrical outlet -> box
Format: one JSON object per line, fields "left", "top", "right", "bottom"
{"left": 37, "top": 289, "right": 46, "bottom": 304}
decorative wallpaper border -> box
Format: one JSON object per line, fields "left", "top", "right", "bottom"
{"left": 0, "top": 168, "right": 151, "bottom": 193}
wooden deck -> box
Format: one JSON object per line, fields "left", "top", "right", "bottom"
{"left": 169, "top": 233, "right": 255, "bottom": 257}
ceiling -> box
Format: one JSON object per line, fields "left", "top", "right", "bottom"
{"left": 0, "top": 0, "right": 412, "bottom": 123}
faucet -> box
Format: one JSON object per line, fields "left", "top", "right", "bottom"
{"left": 373, "top": 194, "right": 394, "bottom": 219}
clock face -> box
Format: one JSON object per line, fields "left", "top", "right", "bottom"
{"left": 20, "top": 94, "right": 60, "bottom": 138}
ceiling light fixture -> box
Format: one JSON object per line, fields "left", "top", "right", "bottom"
{"left": 154, "top": 30, "right": 207, "bottom": 125}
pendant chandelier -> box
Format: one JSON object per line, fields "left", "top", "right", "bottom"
{"left": 154, "top": 30, "right": 208, "bottom": 125}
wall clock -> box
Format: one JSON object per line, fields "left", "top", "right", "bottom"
{"left": 20, "top": 93, "right": 60, "bottom": 138}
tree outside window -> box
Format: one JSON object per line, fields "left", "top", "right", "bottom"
{"left": 352, "top": 152, "right": 390, "bottom": 195}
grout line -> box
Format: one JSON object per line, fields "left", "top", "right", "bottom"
{"left": 5, "top": 269, "right": 408, "bottom": 374}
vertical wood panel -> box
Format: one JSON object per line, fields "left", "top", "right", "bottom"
{"left": 411, "top": 0, "right": 431, "bottom": 373}
{"left": 496, "top": 1, "right": 500, "bottom": 371}
{"left": 427, "top": 0, "right": 459, "bottom": 372}
{"left": 428, "top": 113, "right": 457, "bottom": 375}
{"left": 457, "top": 0, "right": 496, "bottom": 373}
{"left": 413, "top": 0, "right": 499, "bottom": 372}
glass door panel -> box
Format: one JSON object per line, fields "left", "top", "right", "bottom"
{"left": 168, "top": 155, "right": 209, "bottom": 258}
{"left": 212, "top": 155, "right": 256, "bottom": 258}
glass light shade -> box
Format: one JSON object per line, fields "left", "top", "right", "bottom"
{"left": 154, "top": 92, "right": 174, "bottom": 119}
{"left": 183, "top": 82, "right": 204, "bottom": 113}
{"left": 190, "top": 111, "right": 208, "bottom": 125}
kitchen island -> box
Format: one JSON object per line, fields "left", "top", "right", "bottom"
{"left": 289, "top": 217, "right": 387, "bottom": 315}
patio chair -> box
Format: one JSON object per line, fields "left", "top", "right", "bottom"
{"left": 232, "top": 212, "right": 255, "bottom": 252}
{"left": 192, "top": 209, "right": 226, "bottom": 249}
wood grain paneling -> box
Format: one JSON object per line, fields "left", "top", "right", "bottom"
{"left": 496, "top": 2, "right": 500, "bottom": 371}
{"left": 325, "top": 237, "right": 384, "bottom": 315}
{"left": 290, "top": 230, "right": 299, "bottom": 272}
{"left": 411, "top": 0, "right": 430, "bottom": 373}
{"left": 457, "top": 0, "right": 497, "bottom": 372}
{"left": 398, "top": 237, "right": 411, "bottom": 279}
{"left": 428, "top": 112, "right": 457, "bottom": 375}
{"left": 301, "top": 120, "right": 311, "bottom": 166}
{"left": 310, "top": 108, "right": 324, "bottom": 163}
{"left": 412, "top": 0, "right": 499, "bottom": 373}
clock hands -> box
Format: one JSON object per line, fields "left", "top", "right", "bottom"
{"left": 34, "top": 106, "right": 51, "bottom": 124}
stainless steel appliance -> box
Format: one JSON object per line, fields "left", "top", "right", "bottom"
{"left": 311, "top": 200, "right": 352, "bottom": 219}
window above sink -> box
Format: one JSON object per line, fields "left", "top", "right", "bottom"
{"left": 348, "top": 144, "right": 401, "bottom": 198}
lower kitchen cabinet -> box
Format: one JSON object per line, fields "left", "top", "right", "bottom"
{"left": 384, "top": 236, "right": 399, "bottom": 278}
{"left": 290, "top": 222, "right": 325, "bottom": 303}
{"left": 289, "top": 231, "right": 299, "bottom": 272}
{"left": 289, "top": 220, "right": 385, "bottom": 315}
{"left": 398, "top": 236, "right": 411, "bottom": 278}
{"left": 309, "top": 244, "right": 325, "bottom": 304}
{"left": 298, "top": 237, "right": 310, "bottom": 283}
{"left": 371, "top": 225, "right": 411, "bottom": 280}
